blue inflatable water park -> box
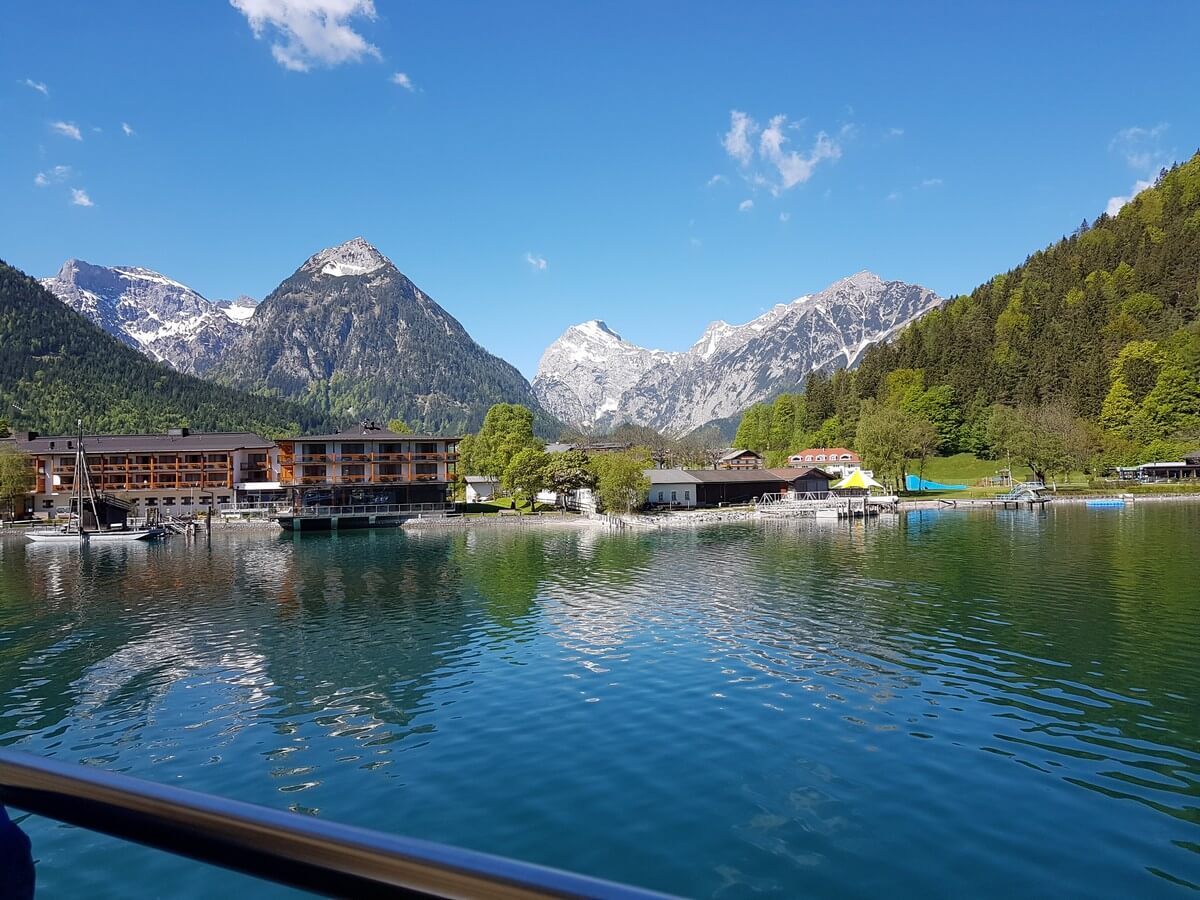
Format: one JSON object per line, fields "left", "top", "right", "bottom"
{"left": 905, "top": 474, "right": 968, "bottom": 492}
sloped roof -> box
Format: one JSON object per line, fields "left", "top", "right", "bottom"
{"left": 687, "top": 469, "right": 788, "bottom": 484}
{"left": 766, "top": 467, "right": 832, "bottom": 481}
{"left": 646, "top": 469, "right": 701, "bottom": 484}
{"left": 790, "top": 447, "right": 859, "bottom": 458}
{"left": 295, "top": 426, "right": 460, "bottom": 442}
{"left": 719, "top": 448, "right": 763, "bottom": 461}
{"left": 12, "top": 431, "right": 273, "bottom": 454}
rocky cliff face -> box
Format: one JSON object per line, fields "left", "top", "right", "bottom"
{"left": 533, "top": 272, "right": 942, "bottom": 435}
{"left": 213, "top": 237, "right": 549, "bottom": 434}
{"left": 531, "top": 320, "right": 682, "bottom": 429}
{"left": 40, "top": 260, "right": 250, "bottom": 375}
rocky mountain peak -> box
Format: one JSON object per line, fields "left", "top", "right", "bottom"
{"left": 300, "top": 237, "right": 391, "bottom": 279}
{"left": 572, "top": 319, "right": 621, "bottom": 341}
{"left": 534, "top": 271, "right": 943, "bottom": 435}
{"left": 40, "top": 258, "right": 240, "bottom": 376}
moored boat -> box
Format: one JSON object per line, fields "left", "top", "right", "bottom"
{"left": 22, "top": 421, "right": 169, "bottom": 544}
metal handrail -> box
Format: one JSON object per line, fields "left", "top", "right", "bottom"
{"left": 284, "top": 503, "right": 453, "bottom": 518}
{"left": 0, "top": 750, "right": 670, "bottom": 899}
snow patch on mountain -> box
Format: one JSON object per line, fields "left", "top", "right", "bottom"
{"left": 40, "top": 259, "right": 244, "bottom": 375}
{"left": 214, "top": 296, "right": 259, "bottom": 324}
{"left": 301, "top": 237, "right": 389, "bottom": 279}
{"left": 533, "top": 272, "right": 943, "bottom": 435}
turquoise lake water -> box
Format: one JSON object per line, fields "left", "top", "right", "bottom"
{"left": 1, "top": 503, "right": 1198, "bottom": 897}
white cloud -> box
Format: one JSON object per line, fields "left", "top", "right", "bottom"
{"left": 886, "top": 127, "right": 904, "bottom": 137}
{"left": 1105, "top": 124, "right": 1172, "bottom": 216}
{"left": 390, "top": 71, "right": 415, "bottom": 91}
{"left": 20, "top": 78, "right": 49, "bottom": 96}
{"left": 71, "top": 188, "right": 94, "bottom": 207}
{"left": 886, "top": 191, "right": 901, "bottom": 202}
{"left": 230, "top": 0, "right": 381, "bottom": 72}
{"left": 920, "top": 178, "right": 943, "bottom": 188}
{"left": 122, "top": 122, "right": 135, "bottom": 136}
{"left": 50, "top": 121, "right": 82, "bottom": 141}
{"left": 721, "top": 110, "right": 842, "bottom": 198}
{"left": 722, "top": 110, "right": 757, "bottom": 165}
{"left": 34, "top": 165, "right": 73, "bottom": 187}
{"left": 759, "top": 115, "right": 841, "bottom": 192}
{"left": 779, "top": 211, "right": 790, "bottom": 222}
{"left": 738, "top": 199, "right": 754, "bottom": 212}
{"left": 1105, "top": 178, "right": 1154, "bottom": 217}
{"left": 1109, "top": 123, "right": 1169, "bottom": 171}
{"left": 705, "top": 174, "right": 726, "bottom": 187}
{"left": 689, "top": 237, "right": 702, "bottom": 248}
{"left": 524, "top": 252, "right": 547, "bottom": 271}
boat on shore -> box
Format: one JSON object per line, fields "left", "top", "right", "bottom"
{"left": 24, "top": 422, "right": 168, "bottom": 544}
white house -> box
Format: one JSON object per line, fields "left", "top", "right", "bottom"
{"left": 464, "top": 476, "right": 501, "bottom": 502}
{"left": 646, "top": 469, "right": 698, "bottom": 508}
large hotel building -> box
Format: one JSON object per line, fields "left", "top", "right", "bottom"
{"left": 5, "top": 423, "right": 459, "bottom": 518}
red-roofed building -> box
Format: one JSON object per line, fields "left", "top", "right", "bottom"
{"left": 787, "top": 448, "right": 861, "bottom": 474}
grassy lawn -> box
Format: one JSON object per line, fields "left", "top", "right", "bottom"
{"left": 902, "top": 452, "right": 1200, "bottom": 499}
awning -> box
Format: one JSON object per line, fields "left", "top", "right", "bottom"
{"left": 832, "top": 468, "right": 884, "bottom": 490}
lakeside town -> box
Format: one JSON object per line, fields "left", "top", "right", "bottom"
{"left": 3, "top": 404, "right": 1198, "bottom": 536}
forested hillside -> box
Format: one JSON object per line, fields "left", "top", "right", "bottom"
{"left": 0, "top": 260, "right": 332, "bottom": 436}
{"left": 734, "top": 152, "right": 1200, "bottom": 483}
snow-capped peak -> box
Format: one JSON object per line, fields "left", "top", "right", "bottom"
{"left": 302, "top": 237, "right": 390, "bottom": 278}
{"left": 533, "top": 270, "right": 943, "bottom": 435}
{"left": 40, "top": 257, "right": 244, "bottom": 376}
{"left": 571, "top": 319, "right": 622, "bottom": 342}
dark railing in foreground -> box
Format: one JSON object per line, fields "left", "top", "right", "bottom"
{"left": 0, "top": 750, "right": 672, "bottom": 899}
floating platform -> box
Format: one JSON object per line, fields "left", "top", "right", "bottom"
{"left": 275, "top": 503, "right": 455, "bottom": 532}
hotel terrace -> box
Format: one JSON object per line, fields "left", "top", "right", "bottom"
{"left": 6, "top": 424, "right": 459, "bottom": 518}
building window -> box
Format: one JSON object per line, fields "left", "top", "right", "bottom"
{"left": 43, "top": 499, "right": 53, "bottom": 509}
{"left": 671, "top": 490, "right": 677, "bottom": 501}
{"left": 163, "top": 498, "right": 175, "bottom": 506}
{"left": 182, "top": 496, "right": 192, "bottom": 504}
{"left": 219, "top": 496, "right": 230, "bottom": 503}
{"left": 146, "top": 498, "right": 157, "bottom": 507}
{"left": 657, "top": 491, "right": 664, "bottom": 501}
{"left": 684, "top": 490, "right": 690, "bottom": 502}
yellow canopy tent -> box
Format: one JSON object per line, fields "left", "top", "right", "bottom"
{"left": 832, "top": 468, "right": 884, "bottom": 491}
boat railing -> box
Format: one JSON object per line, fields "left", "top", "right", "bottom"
{"left": 283, "top": 502, "right": 454, "bottom": 518}
{"left": 0, "top": 749, "right": 668, "bottom": 899}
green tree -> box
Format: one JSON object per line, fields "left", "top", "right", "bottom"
{"left": 1001, "top": 403, "right": 1097, "bottom": 485}
{"left": 854, "top": 400, "right": 910, "bottom": 491}
{"left": 733, "top": 404, "right": 771, "bottom": 452}
{"left": 590, "top": 450, "right": 651, "bottom": 514}
{"left": 386, "top": 417, "right": 412, "bottom": 434}
{"left": 460, "top": 404, "right": 539, "bottom": 481}
{"left": 543, "top": 450, "right": 595, "bottom": 510}
{"left": 502, "top": 447, "right": 549, "bottom": 511}
{"left": 0, "top": 446, "right": 32, "bottom": 519}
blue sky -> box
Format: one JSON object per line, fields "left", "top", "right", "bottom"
{"left": 3, "top": 2, "right": 1198, "bottom": 378}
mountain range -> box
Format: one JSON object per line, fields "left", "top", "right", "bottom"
{"left": 39, "top": 239, "right": 547, "bottom": 434}
{"left": 38, "top": 241, "right": 937, "bottom": 438}
{"left": 533, "top": 272, "right": 942, "bottom": 435}
{"left": 0, "top": 260, "right": 328, "bottom": 437}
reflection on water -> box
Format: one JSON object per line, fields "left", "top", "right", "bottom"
{"left": 1, "top": 504, "right": 1198, "bottom": 898}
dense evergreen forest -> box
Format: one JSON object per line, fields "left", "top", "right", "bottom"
{"left": 0, "top": 261, "right": 333, "bottom": 437}
{"left": 734, "top": 151, "right": 1200, "bottom": 482}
